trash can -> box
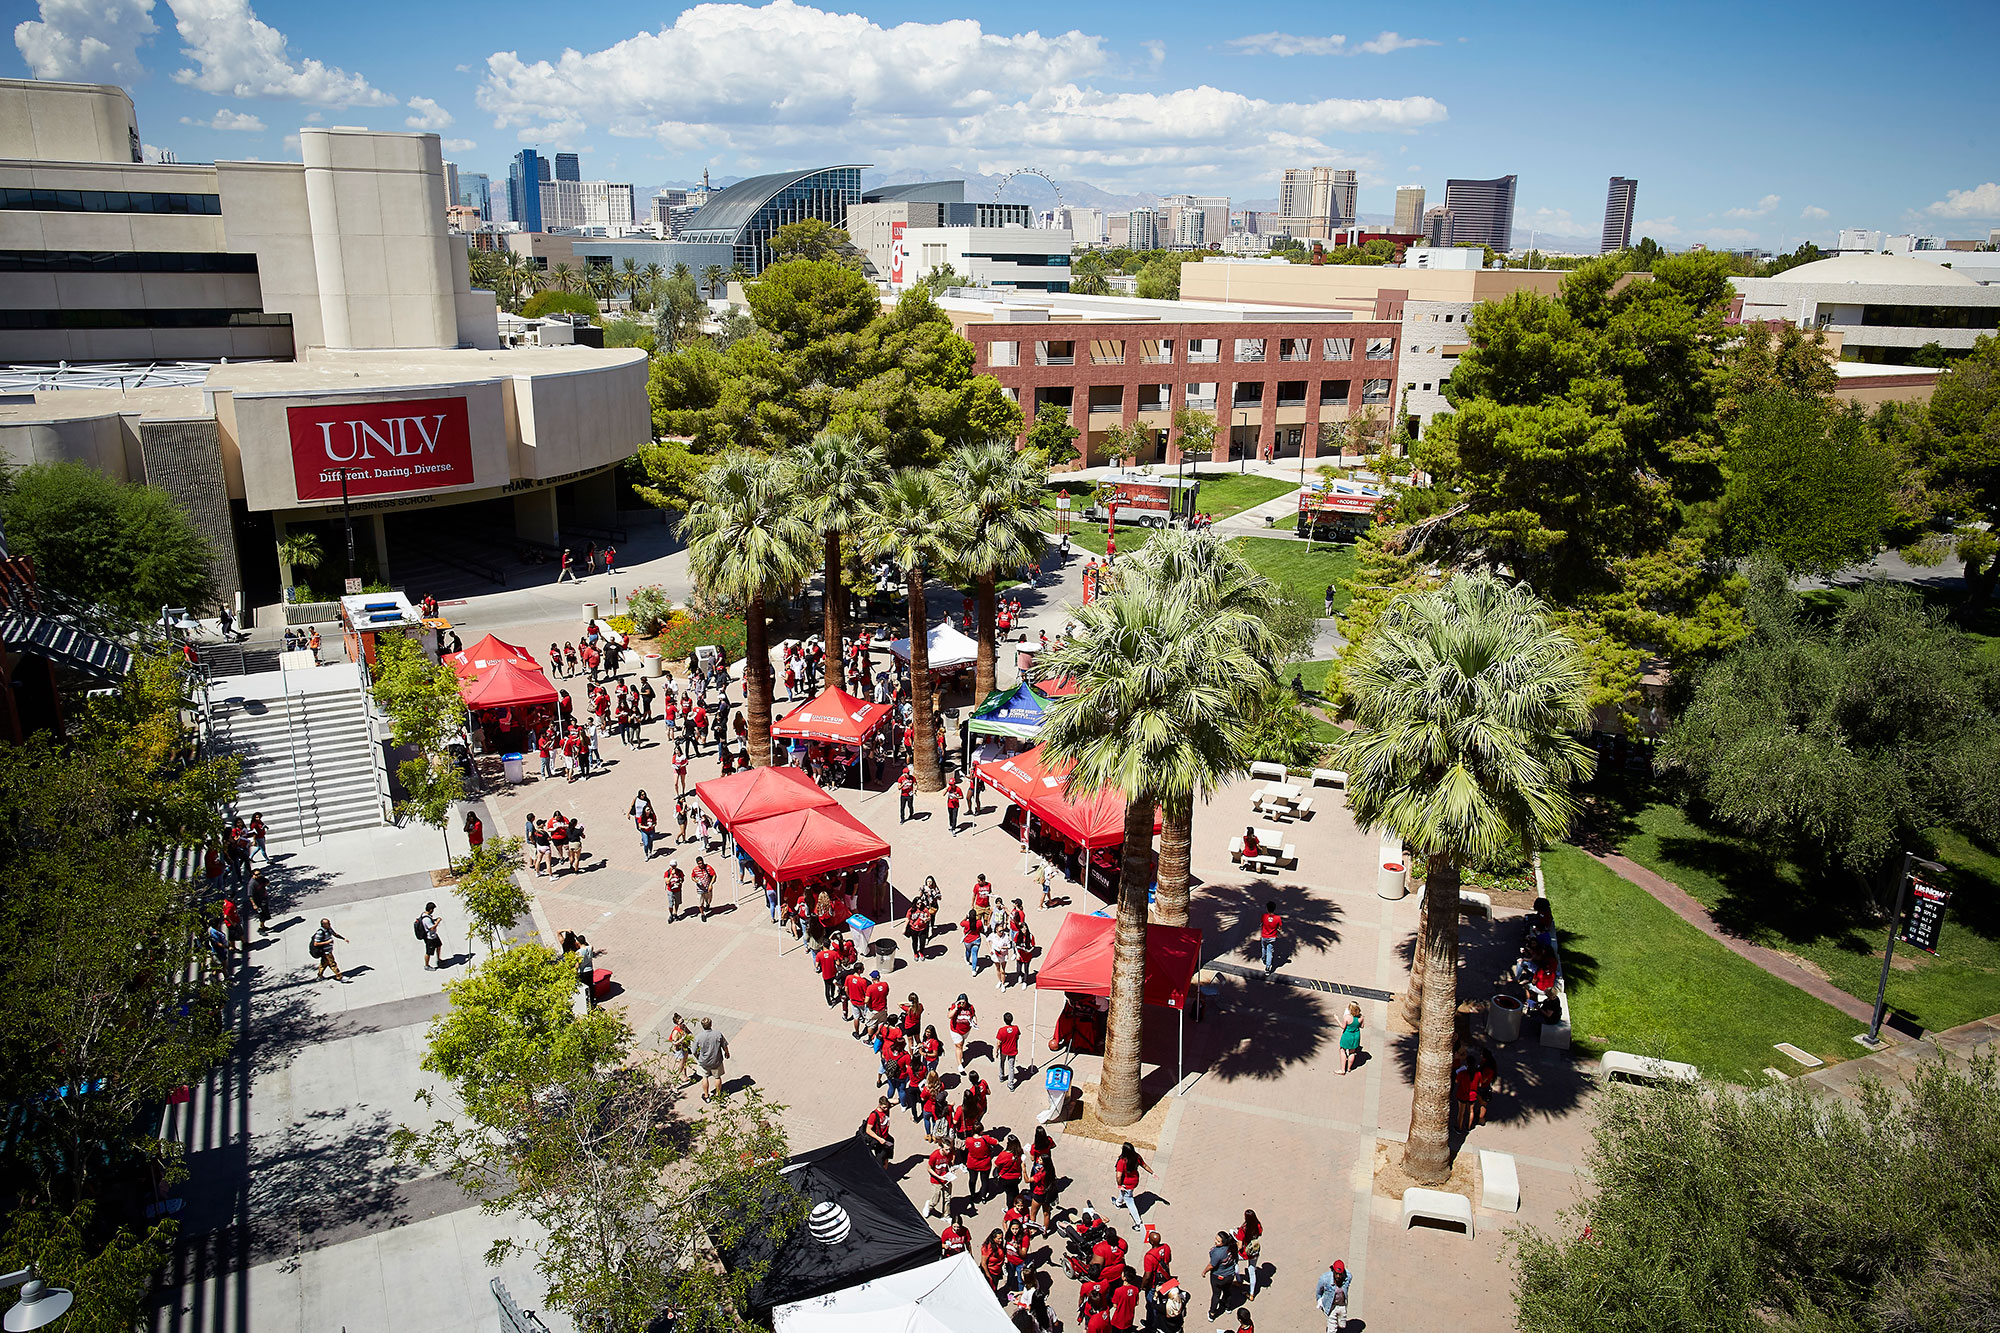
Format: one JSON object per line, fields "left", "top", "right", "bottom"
{"left": 1377, "top": 860, "right": 1408, "bottom": 900}
{"left": 583, "top": 601, "right": 599, "bottom": 621}
{"left": 1489, "top": 993, "right": 1524, "bottom": 1044}
{"left": 846, "top": 913, "right": 877, "bottom": 956}
{"left": 643, "top": 652, "right": 663, "bottom": 678}
{"left": 501, "top": 752, "right": 524, "bottom": 784}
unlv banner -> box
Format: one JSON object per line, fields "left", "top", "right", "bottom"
{"left": 287, "top": 397, "right": 475, "bottom": 501}
{"left": 889, "top": 220, "right": 907, "bottom": 286}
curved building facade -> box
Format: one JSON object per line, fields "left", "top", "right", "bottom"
{"left": 676, "top": 165, "right": 865, "bottom": 274}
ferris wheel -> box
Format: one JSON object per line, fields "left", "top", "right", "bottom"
{"left": 992, "top": 168, "right": 1064, "bottom": 224}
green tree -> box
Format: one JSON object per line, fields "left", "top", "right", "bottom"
{"left": 942, "top": 440, "right": 1050, "bottom": 700}
{"left": 1134, "top": 254, "right": 1182, "bottom": 299}
{"left": 1756, "top": 240, "right": 1826, "bottom": 277}
{"left": 1111, "top": 529, "right": 1284, "bottom": 925}
{"left": 865, "top": 470, "right": 965, "bottom": 792}
{"left": 1873, "top": 335, "right": 2000, "bottom": 603}
{"left": 522, "top": 289, "right": 598, "bottom": 319}
{"left": 701, "top": 264, "right": 726, "bottom": 299}
{"left": 650, "top": 270, "right": 707, "bottom": 352}
{"left": 1336, "top": 573, "right": 1592, "bottom": 1183}
{"left": 1040, "top": 589, "right": 1265, "bottom": 1120}
{"left": 1726, "top": 321, "right": 1840, "bottom": 403}
{"left": 1660, "top": 568, "right": 2000, "bottom": 881}
{"left": 765, "top": 218, "right": 864, "bottom": 270}
{"left": 1169, "top": 404, "right": 1216, "bottom": 463}
{"left": 1514, "top": 1058, "right": 2000, "bottom": 1333}
{"left": 0, "top": 1202, "right": 177, "bottom": 1333}
{"left": 275, "top": 529, "right": 324, "bottom": 593}
{"left": 746, "top": 258, "right": 878, "bottom": 356}
{"left": 1025, "top": 400, "right": 1082, "bottom": 470}
{"left": 1722, "top": 393, "right": 1897, "bottom": 575}
{"left": 451, "top": 836, "right": 531, "bottom": 956}
{"left": 370, "top": 632, "right": 467, "bottom": 858}
{"left": 396, "top": 944, "right": 800, "bottom": 1333}
{"left": 680, "top": 453, "right": 812, "bottom": 766}
{"left": 1908, "top": 340, "right": 1953, "bottom": 369}
{"left": 1068, "top": 249, "right": 1112, "bottom": 295}
{"left": 0, "top": 462, "right": 215, "bottom": 624}
{"left": 784, "top": 429, "right": 889, "bottom": 668}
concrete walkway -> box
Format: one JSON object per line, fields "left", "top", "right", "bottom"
{"left": 1582, "top": 848, "right": 1884, "bottom": 1029}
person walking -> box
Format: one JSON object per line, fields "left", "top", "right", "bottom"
{"left": 631, "top": 789, "right": 654, "bottom": 858}
{"left": 926, "top": 1137, "right": 956, "bottom": 1218}
{"left": 948, "top": 993, "right": 976, "bottom": 1070}
{"left": 246, "top": 869, "right": 272, "bottom": 934}
{"left": 692, "top": 856, "right": 716, "bottom": 921}
{"left": 464, "top": 811, "right": 484, "bottom": 855}
{"left": 1202, "top": 1233, "right": 1241, "bottom": 1321}
{"left": 862, "top": 1096, "right": 895, "bottom": 1165}
{"left": 667, "top": 1014, "right": 695, "bottom": 1084}
{"left": 945, "top": 776, "right": 963, "bottom": 835}
{"left": 557, "top": 548, "right": 576, "bottom": 582}
{"left": 995, "top": 1012, "right": 1021, "bottom": 1090}
{"left": 1113, "top": 1143, "right": 1152, "bottom": 1231}
{"left": 692, "top": 1017, "right": 729, "bottom": 1101}
{"left": 309, "top": 918, "right": 348, "bottom": 982}
{"left": 248, "top": 812, "right": 269, "bottom": 862}
{"left": 961, "top": 1128, "right": 996, "bottom": 1204}
{"left": 994, "top": 1133, "right": 1024, "bottom": 1211}
{"left": 664, "top": 860, "right": 685, "bottom": 922}
{"left": 1338, "top": 1001, "right": 1364, "bottom": 1075}
{"left": 1259, "top": 901, "right": 1282, "bottom": 977}
{"left": 961, "top": 910, "right": 982, "bottom": 973}
{"left": 418, "top": 901, "right": 444, "bottom": 970}
{"left": 1236, "top": 1210, "right": 1264, "bottom": 1302}
{"left": 898, "top": 767, "right": 916, "bottom": 823}
{"left": 574, "top": 935, "right": 597, "bottom": 1008}
{"left": 1315, "top": 1260, "right": 1352, "bottom": 1332}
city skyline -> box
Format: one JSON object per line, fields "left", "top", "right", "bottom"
{"left": 8, "top": 0, "right": 1997, "bottom": 251}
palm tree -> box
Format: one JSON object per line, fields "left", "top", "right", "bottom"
{"left": 639, "top": 261, "right": 665, "bottom": 312}
{"left": 671, "top": 262, "right": 693, "bottom": 285}
{"left": 1336, "top": 572, "right": 1592, "bottom": 1184}
{"left": 941, "top": 441, "right": 1050, "bottom": 701}
{"left": 1040, "top": 590, "right": 1263, "bottom": 1125}
{"left": 679, "top": 453, "right": 812, "bottom": 768}
{"left": 547, "top": 262, "right": 579, "bottom": 295}
{"left": 619, "top": 257, "right": 641, "bottom": 302}
{"left": 865, "top": 470, "right": 964, "bottom": 793}
{"left": 701, "top": 265, "right": 725, "bottom": 299}
{"left": 1117, "top": 529, "right": 1282, "bottom": 926}
{"left": 785, "top": 430, "right": 889, "bottom": 670}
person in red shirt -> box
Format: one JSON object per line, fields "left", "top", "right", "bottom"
{"left": 995, "top": 1012, "right": 1022, "bottom": 1090}
{"left": 861, "top": 1096, "right": 893, "bottom": 1164}
{"left": 948, "top": 992, "right": 976, "bottom": 1069}
{"left": 961, "top": 1072, "right": 988, "bottom": 1134}
{"left": 1108, "top": 1278, "right": 1141, "bottom": 1331}
{"left": 1113, "top": 1143, "right": 1151, "bottom": 1231}
{"left": 816, "top": 945, "right": 840, "bottom": 1006}
{"left": 1259, "top": 900, "right": 1283, "bottom": 976}
{"left": 978, "top": 1231, "right": 1006, "bottom": 1291}
{"left": 962, "top": 1130, "right": 996, "bottom": 1203}
{"left": 993, "top": 1132, "right": 1024, "bottom": 1209}
{"left": 920, "top": 1025, "right": 943, "bottom": 1077}
{"left": 960, "top": 912, "right": 982, "bottom": 975}
{"left": 837, "top": 932, "right": 859, "bottom": 969}
{"left": 844, "top": 968, "right": 870, "bottom": 1034}
{"left": 945, "top": 777, "right": 963, "bottom": 834}
{"left": 926, "top": 1141, "right": 955, "bottom": 1217}
{"left": 898, "top": 768, "right": 916, "bottom": 823}
{"left": 865, "top": 971, "right": 891, "bottom": 1047}
{"left": 940, "top": 1221, "right": 970, "bottom": 1257}
{"left": 1142, "top": 1226, "right": 1173, "bottom": 1309}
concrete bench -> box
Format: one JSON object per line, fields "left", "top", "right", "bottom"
{"left": 1478, "top": 1149, "right": 1519, "bottom": 1213}
{"left": 1537, "top": 980, "right": 1572, "bottom": 1050}
{"left": 1402, "top": 1187, "right": 1475, "bottom": 1237}
{"left": 1599, "top": 1051, "right": 1700, "bottom": 1086}
{"left": 1458, "top": 890, "right": 1492, "bottom": 917}
{"left": 1288, "top": 798, "right": 1314, "bottom": 819}
{"left": 1311, "top": 768, "right": 1347, "bottom": 788}
{"left": 1248, "top": 761, "right": 1288, "bottom": 782}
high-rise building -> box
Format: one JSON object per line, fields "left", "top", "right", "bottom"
{"left": 1163, "top": 195, "right": 1228, "bottom": 249}
{"left": 1276, "top": 167, "right": 1357, "bottom": 238}
{"left": 541, "top": 179, "right": 635, "bottom": 231}
{"left": 1393, "top": 186, "right": 1426, "bottom": 235}
{"left": 554, "top": 152, "right": 580, "bottom": 183}
{"left": 442, "top": 160, "right": 459, "bottom": 214}
{"left": 1601, "top": 176, "right": 1637, "bottom": 253}
{"left": 460, "top": 172, "right": 491, "bottom": 221}
{"left": 1423, "top": 206, "right": 1454, "bottom": 247}
{"left": 1441, "top": 175, "right": 1516, "bottom": 251}
{"left": 1124, "top": 209, "right": 1160, "bottom": 251}
{"left": 508, "top": 149, "right": 544, "bottom": 231}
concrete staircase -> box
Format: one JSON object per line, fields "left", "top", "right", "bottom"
{"left": 211, "top": 667, "right": 386, "bottom": 844}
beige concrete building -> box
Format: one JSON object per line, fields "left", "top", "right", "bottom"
{"left": 0, "top": 77, "right": 652, "bottom": 609}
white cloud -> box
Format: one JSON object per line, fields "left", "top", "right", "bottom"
{"left": 441, "top": 137, "right": 476, "bottom": 152}
{"left": 478, "top": 2, "right": 1447, "bottom": 186}
{"left": 14, "top": 0, "right": 158, "bottom": 83}
{"left": 282, "top": 132, "right": 298, "bottom": 151}
{"left": 1724, "top": 193, "right": 1781, "bottom": 219}
{"left": 1513, "top": 205, "right": 1591, "bottom": 239}
{"left": 1141, "top": 39, "right": 1164, "bottom": 66}
{"left": 180, "top": 107, "right": 265, "bottom": 131}
{"left": 168, "top": 0, "right": 398, "bottom": 107}
{"left": 1633, "top": 216, "right": 1681, "bottom": 238}
{"left": 141, "top": 141, "right": 170, "bottom": 162}
{"left": 405, "top": 96, "right": 453, "bottom": 130}
{"left": 1228, "top": 30, "right": 1437, "bottom": 57}
{"left": 1800, "top": 204, "right": 1830, "bottom": 220}
{"left": 1926, "top": 182, "right": 2000, "bottom": 219}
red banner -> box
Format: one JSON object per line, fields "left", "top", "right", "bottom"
{"left": 889, "top": 220, "right": 907, "bottom": 286}
{"left": 287, "top": 396, "right": 475, "bottom": 501}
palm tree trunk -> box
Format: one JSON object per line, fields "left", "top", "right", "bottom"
{"left": 746, "top": 594, "right": 773, "bottom": 767}
{"left": 823, "top": 531, "right": 844, "bottom": 669}
{"left": 1098, "top": 795, "right": 1157, "bottom": 1127}
{"left": 975, "top": 573, "right": 998, "bottom": 701}
{"left": 1154, "top": 794, "right": 1192, "bottom": 927}
{"left": 908, "top": 570, "right": 942, "bottom": 792}
{"left": 1403, "top": 854, "right": 1461, "bottom": 1185}
{"left": 1401, "top": 891, "right": 1426, "bottom": 1027}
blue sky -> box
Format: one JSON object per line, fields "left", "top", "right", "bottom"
{"left": 10, "top": 0, "right": 1998, "bottom": 249}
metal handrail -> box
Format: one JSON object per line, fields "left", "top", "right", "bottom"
{"left": 273, "top": 656, "right": 317, "bottom": 844}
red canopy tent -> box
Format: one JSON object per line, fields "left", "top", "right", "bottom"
{"left": 771, "top": 686, "right": 892, "bottom": 745}
{"left": 734, "top": 803, "right": 891, "bottom": 880}
{"left": 695, "top": 764, "right": 837, "bottom": 829}
{"left": 974, "top": 744, "right": 1158, "bottom": 849}
{"left": 975, "top": 744, "right": 1069, "bottom": 811}
{"left": 1033, "top": 911, "right": 1204, "bottom": 1084}
{"left": 444, "top": 633, "right": 540, "bottom": 681}
{"left": 1037, "top": 676, "right": 1081, "bottom": 697}
{"left": 457, "top": 657, "right": 558, "bottom": 711}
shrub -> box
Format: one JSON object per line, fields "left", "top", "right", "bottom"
{"left": 521, "top": 290, "right": 599, "bottom": 320}
{"left": 655, "top": 613, "right": 745, "bottom": 666}
{"left": 604, "top": 614, "right": 636, "bottom": 635}
{"left": 625, "top": 586, "right": 673, "bottom": 636}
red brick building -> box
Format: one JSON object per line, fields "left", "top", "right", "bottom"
{"left": 940, "top": 294, "right": 1404, "bottom": 468}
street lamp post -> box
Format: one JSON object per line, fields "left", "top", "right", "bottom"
{"left": 1235, "top": 411, "right": 1249, "bottom": 473}
{"left": 0, "top": 1264, "right": 73, "bottom": 1329}
{"left": 338, "top": 465, "right": 357, "bottom": 585}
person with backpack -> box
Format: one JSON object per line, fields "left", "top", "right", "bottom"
{"left": 417, "top": 901, "right": 444, "bottom": 970}
{"left": 692, "top": 856, "right": 717, "bottom": 921}
{"left": 310, "top": 918, "right": 348, "bottom": 983}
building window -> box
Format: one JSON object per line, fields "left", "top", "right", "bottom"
{"left": 0, "top": 249, "right": 259, "bottom": 273}
{"left": 1137, "top": 384, "right": 1172, "bottom": 412}
{"left": 1035, "top": 340, "right": 1075, "bottom": 366}
{"left": 1090, "top": 339, "right": 1126, "bottom": 365}
{"left": 1405, "top": 383, "right": 1416, "bottom": 391}
{"left": 1185, "top": 382, "right": 1218, "bottom": 409}
{"left": 1187, "top": 339, "right": 1220, "bottom": 363}
{"left": 999, "top": 386, "right": 1019, "bottom": 403}
{"left": 1089, "top": 386, "right": 1124, "bottom": 415}
{"left": 1320, "top": 380, "right": 1350, "bottom": 405}
{"left": 0, "top": 308, "right": 290, "bottom": 330}
{"left": 1857, "top": 304, "right": 2000, "bottom": 331}
{"left": 1232, "top": 382, "right": 1264, "bottom": 406}
{"left": 0, "top": 187, "right": 222, "bottom": 215}
{"left": 1422, "top": 383, "right": 1432, "bottom": 392}
{"left": 1366, "top": 337, "right": 1396, "bottom": 360}
{"left": 1276, "top": 380, "right": 1308, "bottom": 407}
{"left": 1278, "top": 338, "right": 1311, "bottom": 361}
{"left": 1234, "top": 338, "right": 1267, "bottom": 362}
{"left": 1138, "top": 338, "right": 1173, "bottom": 364}
{"left": 1362, "top": 379, "right": 1391, "bottom": 403}
{"left": 1323, "top": 337, "right": 1354, "bottom": 360}
{"left": 989, "top": 341, "right": 1019, "bottom": 367}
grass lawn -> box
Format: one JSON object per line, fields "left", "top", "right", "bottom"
{"left": 1185, "top": 470, "right": 1298, "bottom": 520}
{"left": 1228, "top": 537, "right": 1357, "bottom": 612}
{"left": 1540, "top": 843, "right": 1860, "bottom": 1082}
{"left": 1590, "top": 785, "right": 2000, "bottom": 1034}
{"left": 1046, "top": 522, "right": 1157, "bottom": 559}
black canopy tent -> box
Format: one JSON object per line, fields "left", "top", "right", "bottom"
{"left": 721, "top": 1136, "right": 939, "bottom": 1314}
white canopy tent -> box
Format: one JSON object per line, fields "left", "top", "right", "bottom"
{"left": 890, "top": 621, "right": 978, "bottom": 673}
{"left": 773, "top": 1253, "right": 1017, "bottom": 1333}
